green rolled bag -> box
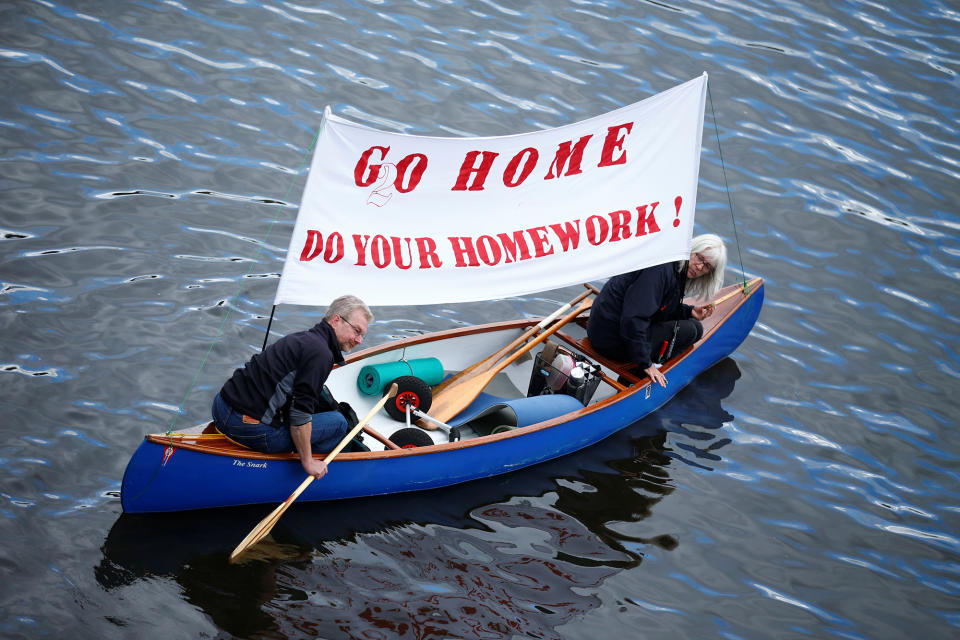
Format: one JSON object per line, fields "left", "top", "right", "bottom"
{"left": 356, "top": 357, "right": 445, "bottom": 395}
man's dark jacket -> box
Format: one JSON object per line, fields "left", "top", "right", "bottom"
{"left": 220, "top": 321, "right": 344, "bottom": 427}
{"left": 587, "top": 262, "right": 691, "bottom": 370}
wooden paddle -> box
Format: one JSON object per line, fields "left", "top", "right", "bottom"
{"left": 229, "top": 383, "right": 398, "bottom": 562}
{"left": 708, "top": 281, "right": 753, "bottom": 307}
{"left": 426, "top": 298, "right": 594, "bottom": 424}
{"left": 430, "top": 284, "right": 599, "bottom": 399}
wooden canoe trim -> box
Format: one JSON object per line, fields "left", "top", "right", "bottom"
{"left": 363, "top": 425, "right": 401, "bottom": 450}
{"left": 598, "top": 370, "right": 628, "bottom": 391}
{"left": 196, "top": 420, "right": 399, "bottom": 448}
{"left": 146, "top": 278, "right": 762, "bottom": 461}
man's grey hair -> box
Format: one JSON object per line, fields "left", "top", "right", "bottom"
{"left": 324, "top": 295, "right": 373, "bottom": 323}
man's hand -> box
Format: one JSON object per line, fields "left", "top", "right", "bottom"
{"left": 290, "top": 422, "right": 327, "bottom": 479}
{"left": 644, "top": 364, "right": 667, "bottom": 388}
{"left": 301, "top": 458, "right": 328, "bottom": 479}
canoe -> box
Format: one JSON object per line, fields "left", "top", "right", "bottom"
{"left": 120, "top": 277, "right": 763, "bottom": 514}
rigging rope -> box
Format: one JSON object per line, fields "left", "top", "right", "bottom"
{"left": 706, "top": 82, "right": 749, "bottom": 293}
{"left": 165, "top": 128, "right": 321, "bottom": 435}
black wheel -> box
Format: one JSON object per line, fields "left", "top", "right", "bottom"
{"left": 384, "top": 375, "right": 433, "bottom": 421}
{"left": 389, "top": 427, "right": 434, "bottom": 448}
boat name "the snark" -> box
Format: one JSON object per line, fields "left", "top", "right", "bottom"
{"left": 232, "top": 459, "right": 267, "bottom": 469}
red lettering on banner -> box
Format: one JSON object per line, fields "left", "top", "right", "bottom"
{"left": 415, "top": 237, "right": 442, "bottom": 269}
{"left": 449, "top": 237, "right": 480, "bottom": 267}
{"left": 300, "top": 230, "right": 323, "bottom": 261}
{"left": 391, "top": 237, "right": 414, "bottom": 269}
{"left": 503, "top": 148, "right": 538, "bottom": 187}
{"left": 528, "top": 226, "right": 555, "bottom": 258}
{"left": 324, "top": 232, "right": 344, "bottom": 262}
{"left": 452, "top": 151, "right": 499, "bottom": 191}
{"left": 545, "top": 135, "right": 592, "bottom": 179}
{"left": 549, "top": 220, "right": 581, "bottom": 251}
{"left": 476, "top": 235, "right": 502, "bottom": 266}
{"left": 635, "top": 202, "right": 661, "bottom": 236}
{"left": 338, "top": 201, "right": 669, "bottom": 271}
{"left": 357, "top": 234, "right": 443, "bottom": 268}
{"left": 367, "top": 163, "right": 397, "bottom": 207}
{"left": 356, "top": 118, "right": 645, "bottom": 195}
{"left": 370, "top": 235, "right": 391, "bottom": 269}
{"left": 395, "top": 154, "right": 427, "bottom": 193}
{"left": 353, "top": 234, "right": 371, "bottom": 266}
{"left": 355, "top": 146, "right": 390, "bottom": 187}
{"left": 585, "top": 215, "right": 609, "bottom": 246}
{"left": 452, "top": 227, "right": 558, "bottom": 267}
{"left": 497, "top": 231, "right": 532, "bottom": 263}
{"left": 608, "top": 209, "right": 632, "bottom": 242}
{"left": 597, "top": 123, "right": 633, "bottom": 167}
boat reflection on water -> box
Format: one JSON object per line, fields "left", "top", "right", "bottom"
{"left": 97, "top": 358, "right": 741, "bottom": 638}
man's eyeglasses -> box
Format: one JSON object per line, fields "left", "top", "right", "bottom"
{"left": 340, "top": 315, "right": 366, "bottom": 339}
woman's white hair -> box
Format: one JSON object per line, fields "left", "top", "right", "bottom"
{"left": 684, "top": 233, "right": 727, "bottom": 301}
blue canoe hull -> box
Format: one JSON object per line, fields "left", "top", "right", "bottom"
{"left": 121, "top": 280, "right": 763, "bottom": 513}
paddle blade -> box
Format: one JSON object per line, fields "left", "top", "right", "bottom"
{"left": 229, "top": 383, "right": 398, "bottom": 562}
{"left": 229, "top": 503, "right": 285, "bottom": 562}
{"left": 229, "top": 478, "right": 311, "bottom": 562}
{"left": 424, "top": 372, "right": 493, "bottom": 424}
{"left": 426, "top": 298, "right": 592, "bottom": 425}
{"left": 430, "top": 286, "right": 596, "bottom": 396}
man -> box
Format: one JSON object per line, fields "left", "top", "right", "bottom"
{"left": 211, "top": 295, "right": 372, "bottom": 479}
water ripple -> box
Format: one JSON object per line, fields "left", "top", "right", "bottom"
{"left": 2, "top": 0, "right": 960, "bottom": 637}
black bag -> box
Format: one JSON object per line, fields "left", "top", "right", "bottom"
{"left": 319, "top": 386, "right": 369, "bottom": 452}
{"left": 337, "top": 400, "right": 370, "bottom": 452}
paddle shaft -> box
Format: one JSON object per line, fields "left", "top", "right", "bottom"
{"left": 431, "top": 284, "right": 597, "bottom": 395}
{"left": 427, "top": 297, "right": 593, "bottom": 424}
{"left": 708, "top": 283, "right": 750, "bottom": 308}
{"left": 229, "top": 384, "right": 398, "bottom": 561}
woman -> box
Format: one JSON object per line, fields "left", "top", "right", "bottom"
{"left": 586, "top": 234, "right": 727, "bottom": 388}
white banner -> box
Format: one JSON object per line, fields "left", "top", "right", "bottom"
{"left": 275, "top": 73, "right": 707, "bottom": 307}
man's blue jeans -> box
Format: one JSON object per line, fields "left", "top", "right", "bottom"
{"left": 212, "top": 393, "right": 348, "bottom": 453}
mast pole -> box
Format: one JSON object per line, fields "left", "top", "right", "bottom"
{"left": 262, "top": 305, "right": 277, "bottom": 351}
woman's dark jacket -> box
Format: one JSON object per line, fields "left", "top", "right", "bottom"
{"left": 586, "top": 261, "right": 691, "bottom": 370}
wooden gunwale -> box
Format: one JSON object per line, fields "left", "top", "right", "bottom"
{"left": 146, "top": 278, "right": 761, "bottom": 460}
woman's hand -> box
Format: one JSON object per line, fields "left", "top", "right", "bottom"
{"left": 644, "top": 364, "right": 667, "bottom": 388}
{"left": 692, "top": 304, "right": 714, "bottom": 321}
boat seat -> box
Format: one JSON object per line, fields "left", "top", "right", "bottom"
{"left": 562, "top": 336, "right": 641, "bottom": 383}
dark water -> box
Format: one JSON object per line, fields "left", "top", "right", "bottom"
{"left": 2, "top": 1, "right": 958, "bottom": 638}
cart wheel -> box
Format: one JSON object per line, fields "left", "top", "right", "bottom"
{"left": 384, "top": 375, "right": 433, "bottom": 421}
{"left": 491, "top": 425, "right": 516, "bottom": 434}
{"left": 389, "top": 427, "right": 434, "bottom": 448}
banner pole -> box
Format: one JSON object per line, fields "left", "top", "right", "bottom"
{"left": 261, "top": 305, "right": 278, "bottom": 351}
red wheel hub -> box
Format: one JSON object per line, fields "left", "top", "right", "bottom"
{"left": 395, "top": 391, "right": 420, "bottom": 412}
